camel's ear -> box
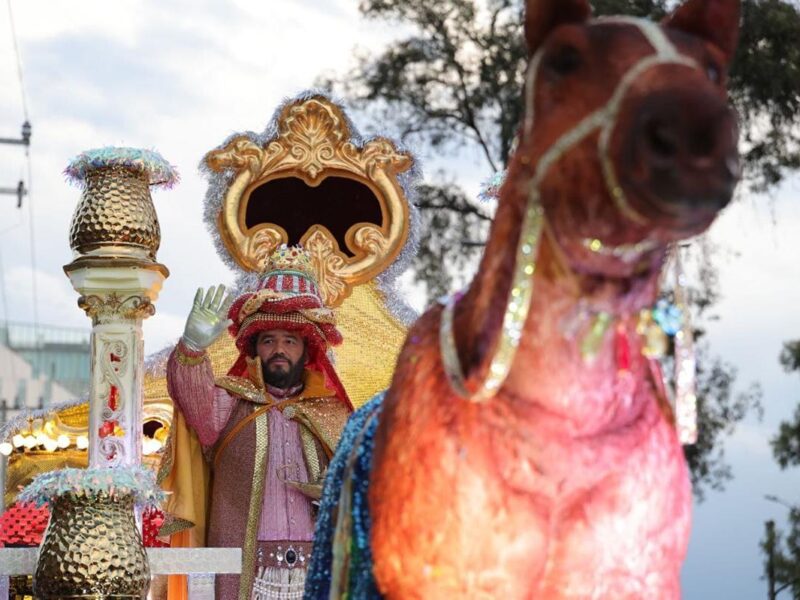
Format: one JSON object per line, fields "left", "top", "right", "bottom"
{"left": 663, "top": 0, "right": 740, "bottom": 65}
{"left": 524, "top": 0, "right": 592, "bottom": 56}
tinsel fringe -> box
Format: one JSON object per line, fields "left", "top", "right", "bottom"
{"left": 0, "top": 396, "right": 88, "bottom": 442}
{"left": 65, "top": 146, "right": 179, "bottom": 188}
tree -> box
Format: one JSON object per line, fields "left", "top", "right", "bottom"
{"left": 773, "top": 341, "right": 800, "bottom": 468}
{"left": 319, "top": 0, "right": 787, "bottom": 496}
{"left": 761, "top": 340, "right": 800, "bottom": 597}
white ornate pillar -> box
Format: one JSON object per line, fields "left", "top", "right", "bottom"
{"left": 22, "top": 148, "right": 176, "bottom": 600}
{"left": 65, "top": 267, "right": 166, "bottom": 467}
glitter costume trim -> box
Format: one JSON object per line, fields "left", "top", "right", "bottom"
{"left": 238, "top": 408, "right": 270, "bottom": 600}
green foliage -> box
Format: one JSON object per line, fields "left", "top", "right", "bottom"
{"left": 412, "top": 181, "right": 492, "bottom": 299}
{"left": 772, "top": 341, "right": 800, "bottom": 468}
{"left": 731, "top": 0, "right": 800, "bottom": 191}
{"left": 763, "top": 339, "right": 800, "bottom": 596}
{"left": 762, "top": 517, "right": 800, "bottom": 599}
{"left": 684, "top": 354, "right": 762, "bottom": 500}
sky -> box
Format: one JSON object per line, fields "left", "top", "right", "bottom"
{"left": 0, "top": 1, "right": 799, "bottom": 597}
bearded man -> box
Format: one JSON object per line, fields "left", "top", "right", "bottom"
{"left": 166, "top": 246, "right": 352, "bottom": 600}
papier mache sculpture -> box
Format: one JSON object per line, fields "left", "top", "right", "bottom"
{"left": 307, "top": 0, "right": 742, "bottom": 598}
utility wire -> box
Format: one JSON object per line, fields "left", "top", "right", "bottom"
{"left": 5, "top": 0, "right": 40, "bottom": 371}
{"left": 6, "top": 0, "right": 29, "bottom": 120}
{"left": 25, "top": 149, "right": 39, "bottom": 366}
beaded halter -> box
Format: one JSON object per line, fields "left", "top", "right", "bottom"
{"left": 440, "top": 18, "right": 701, "bottom": 404}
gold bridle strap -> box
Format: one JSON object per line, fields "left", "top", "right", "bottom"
{"left": 440, "top": 18, "right": 700, "bottom": 402}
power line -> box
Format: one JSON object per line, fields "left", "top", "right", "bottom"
{"left": 5, "top": 0, "right": 29, "bottom": 120}
{"left": 25, "top": 149, "right": 39, "bottom": 356}
{"left": 4, "top": 0, "right": 39, "bottom": 370}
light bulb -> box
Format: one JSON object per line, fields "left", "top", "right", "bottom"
{"left": 57, "top": 434, "right": 71, "bottom": 449}
{"left": 12, "top": 434, "right": 24, "bottom": 448}
{"left": 0, "top": 442, "right": 12, "bottom": 456}
{"left": 23, "top": 435, "right": 36, "bottom": 449}
{"left": 43, "top": 439, "right": 58, "bottom": 453}
{"left": 76, "top": 436, "right": 89, "bottom": 450}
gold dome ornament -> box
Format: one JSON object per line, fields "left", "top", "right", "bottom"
{"left": 64, "top": 147, "right": 178, "bottom": 270}
{"left": 18, "top": 467, "right": 164, "bottom": 600}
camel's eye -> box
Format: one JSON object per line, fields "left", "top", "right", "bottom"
{"left": 545, "top": 44, "right": 583, "bottom": 77}
{"left": 706, "top": 62, "right": 721, "bottom": 84}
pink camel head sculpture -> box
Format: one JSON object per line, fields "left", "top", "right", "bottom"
{"left": 369, "top": 0, "right": 740, "bottom": 598}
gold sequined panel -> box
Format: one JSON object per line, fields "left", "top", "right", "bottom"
{"left": 56, "top": 404, "right": 90, "bottom": 428}
{"left": 293, "top": 398, "right": 352, "bottom": 455}
{"left": 332, "top": 281, "right": 407, "bottom": 406}
{"left": 215, "top": 376, "right": 264, "bottom": 403}
{"left": 5, "top": 451, "right": 87, "bottom": 508}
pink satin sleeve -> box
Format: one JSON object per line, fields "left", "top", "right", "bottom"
{"left": 166, "top": 341, "right": 235, "bottom": 447}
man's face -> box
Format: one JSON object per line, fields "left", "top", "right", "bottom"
{"left": 255, "top": 329, "right": 307, "bottom": 389}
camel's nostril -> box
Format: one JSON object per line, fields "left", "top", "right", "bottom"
{"left": 688, "top": 124, "right": 717, "bottom": 160}
{"left": 645, "top": 119, "right": 679, "bottom": 161}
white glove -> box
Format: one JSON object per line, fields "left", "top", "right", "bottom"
{"left": 181, "top": 285, "right": 234, "bottom": 351}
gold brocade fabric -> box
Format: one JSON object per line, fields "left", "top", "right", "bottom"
{"left": 239, "top": 409, "right": 269, "bottom": 600}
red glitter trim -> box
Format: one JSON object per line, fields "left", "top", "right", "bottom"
{"left": 0, "top": 503, "right": 168, "bottom": 548}
{"left": 0, "top": 502, "right": 49, "bottom": 547}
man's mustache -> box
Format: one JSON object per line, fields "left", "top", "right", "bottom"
{"left": 267, "top": 354, "right": 292, "bottom": 366}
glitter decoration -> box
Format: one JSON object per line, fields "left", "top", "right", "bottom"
{"left": 64, "top": 147, "right": 179, "bottom": 188}
{"left": 143, "top": 342, "right": 177, "bottom": 378}
{"left": 305, "top": 393, "right": 384, "bottom": 599}
{"left": 672, "top": 252, "right": 697, "bottom": 444}
{"left": 477, "top": 170, "right": 506, "bottom": 203}
{"left": 440, "top": 196, "right": 544, "bottom": 402}
{"left": 18, "top": 466, "right": 165, "bottom": 509}
{"left": 581, "top": 236, "right": 660, "bottom": 264}
{"left": 652, "top": 298, "right": 683, "bottom": 336}
{"left": 579, "top": 312, "right": 612, "bottom": 361}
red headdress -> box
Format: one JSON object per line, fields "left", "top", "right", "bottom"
{"left": 226, "top": 245, "right": 351, "bottom": 409}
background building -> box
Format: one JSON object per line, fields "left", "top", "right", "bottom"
{"left": 0, "top": 321, "right": 89, "bottom": 428}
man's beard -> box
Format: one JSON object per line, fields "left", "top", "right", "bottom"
{"left": 261, "top": 351, "right": 306, "bottom": 390}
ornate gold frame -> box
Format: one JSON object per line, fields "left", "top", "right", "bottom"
{"left": 204, "top": 96, "right": 413, "bottom": 306}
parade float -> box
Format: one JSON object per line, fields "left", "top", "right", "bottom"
{"left": 0, "top": 0, "right": 743, "bottom": 595}
{"left": 0, "top": 93, "right": 419, "bottom": 599}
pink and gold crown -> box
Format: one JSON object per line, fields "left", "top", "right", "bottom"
{"left": 228, "top": 245, "right": 341, "bottom": 354}
{"left": 265, "top": 244, "right": 316, "bottom": 279}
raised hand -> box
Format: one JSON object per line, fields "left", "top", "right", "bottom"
{"left": 181, "top": 285, "right": 234, "bottom": 351}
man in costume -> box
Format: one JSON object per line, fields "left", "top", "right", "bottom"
{"left": 166, "top": 245, "right": 353, "bottom": 600}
